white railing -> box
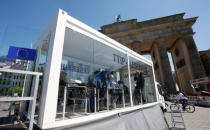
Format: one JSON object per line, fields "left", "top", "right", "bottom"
{"left": 0, "top": 68, "right": 42, "bottom": 130}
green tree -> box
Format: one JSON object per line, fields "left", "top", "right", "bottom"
{"left": 8, "top": 87, "right": 23, "bottom": 96}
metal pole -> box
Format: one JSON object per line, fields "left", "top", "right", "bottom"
{"left": 127, "top": 55, "right": 133, "bottom": 107}
{"left": 140, "top": 89, "right": 143, "bottom": 105}
{"left": 85, "top": 87, "right": 87, "bottom": 114}
{"left": 145, "top": 85, "right": 147, "bottom": 103}
{"left": 22, "top": 43, "right": 33, "bottom": 97}
{"left": 97, "top": 89, "right": 99, "bottom": 111}
{"left": 94, "top": 88, "right": 96, "bottom": 113}
{"left": 85, "top": 98, "right": 87, "bottom": 114}
{"left": 114, "top": 89, "right": 116, "bottom": 109}
{"left": 62, "top": 86, "right": 67, "bottom": 120}
{"left": 22, "top": 60, "right": 30, "bottom": 97}
{"left": 73, "top": 100, "right": 75, "bottom": 113}
{"left": 122, "top": 89, "right": 125, "bottom": 108}
{"left": 9, "top": 87, "right": 15, "bottom": 116}
{"left": 29, "top": 75, "right": 39, "bottom": 130}
{"left": 107, "top": 88, "right": 109, "bottom": 111}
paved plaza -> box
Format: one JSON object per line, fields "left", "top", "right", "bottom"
{"left": 0, "top": 102, "right": 10, "bottom": 118}
{"left": 165, "top": 102, "right": 210, "bottom": 130}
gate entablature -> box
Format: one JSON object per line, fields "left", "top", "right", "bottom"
{"left": 101, "top": 13, "right": 197, "bottom": 55}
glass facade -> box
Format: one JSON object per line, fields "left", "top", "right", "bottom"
{"left": 129, "top": 56, "right": 156, "bottom": 105}
{"left": 93, "top": 40, "right": 131, "bottom": 111}
{"left": 55, "top": 27, "right": 157, "bottom": 120}
{"left": 56, "top": 28, "right": 94, "bottom": 119}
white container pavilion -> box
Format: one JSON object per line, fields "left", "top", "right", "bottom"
{"left": 32, "top": 9, "right": 168, "bottom": 130}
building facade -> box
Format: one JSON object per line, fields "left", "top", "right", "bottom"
{"left": 200, "top": 49, "right": 210, "bottom": 76}
{"left": 0, "top": 59, "right": 27, "bottom": 96}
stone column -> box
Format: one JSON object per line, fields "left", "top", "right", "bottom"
{"left": 183, "top": 36, "right": 207, "bottom": 91}
{"left": 152, "top": 39, "right": 176, "bottom": 94}
{"left": 184, "top": 36, "right": 206, "bottom": 79}
{"left": 170, "top": 39, "right": 194, "bottom": 94}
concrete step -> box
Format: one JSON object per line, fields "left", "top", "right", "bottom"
{"left": 171, "top": 115, "right": 183, "bottom": 118}
{"left": 173, "top": 121, "right": 185, "bottom": 124}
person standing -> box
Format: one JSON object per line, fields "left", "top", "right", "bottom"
{"left": 107, "top": 74, "right": 118, "bottom": 108}
{"left": 134, "top": 70, "right": 145, "bottom": 104}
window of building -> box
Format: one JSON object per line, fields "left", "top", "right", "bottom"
{"left": 175, "top": 48, "right": 180, "bottom": 57}
{"left": 176, "top": 58, "right": 186, "bottom": 69}
{"left": 152, "top": 52, "right": 155, "bottom": 60}
{"left": 154, "top": 62, "right": 159, "bottom": 70}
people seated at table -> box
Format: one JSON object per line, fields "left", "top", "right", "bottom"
{"left": 89, "top": 70, "right": 109, "bottom": 112}
{"left": 89, "top": 70, "right": 125, "bottom": 111}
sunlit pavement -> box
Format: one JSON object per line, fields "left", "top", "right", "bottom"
{"left": 164, "top": 102, "right": 210, "bottom": 130}
{"left": 0, "top": 102, "right": 10, "bottom": 118}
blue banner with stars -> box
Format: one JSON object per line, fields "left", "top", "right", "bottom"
{"left": 7, "top": 46, "right": 37, "bottom": 61}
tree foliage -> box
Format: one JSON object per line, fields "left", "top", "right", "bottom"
{"left": 8, "top": 87, "right": 23, "bottom": 96}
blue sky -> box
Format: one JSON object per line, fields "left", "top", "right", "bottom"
{"left": 0, "top": 0, "right": 210, "bottom": 70}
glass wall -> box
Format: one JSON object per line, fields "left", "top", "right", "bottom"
{"left": 93, "top": 40, "right": 130, "bottom": 111}
{"left": 20, "top": 37, "right": 50, "bottom": 123}
{"left": 56, "top": 27, "right": 156, "bottom": 120}
{"left": 56, "top": 28, "right": 94, "bottom": 119}
{"left": 35, "top": 38, "right": 50, "bottom": 120}
{"left": 129, "top": 56, "right": 156, "bottom": 105}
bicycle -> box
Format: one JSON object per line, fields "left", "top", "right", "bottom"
{"left": 170, "top": 100, "right": 195, "bottom": 113}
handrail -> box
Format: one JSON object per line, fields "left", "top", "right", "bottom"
{"left": 0, "top": 97, "right": 33, "bottom": 101}
{"left": 0, "top": 68, "right": 42, "bottom": 76}
{"left": 0, "top": 68, "right": 42, "bottom": 130}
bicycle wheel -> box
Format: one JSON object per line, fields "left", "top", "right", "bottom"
{"left": 185, "top": 104, "right": 195, "bottom": 113}
{"left": 170, "top": 104, "right": 180, "bottom": 111}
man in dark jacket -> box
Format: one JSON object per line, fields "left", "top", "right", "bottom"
{"left": 134, "top": 70, "right": 145, "bottom": 104}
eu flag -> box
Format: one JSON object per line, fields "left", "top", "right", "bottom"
{"left": 7, "top": 46, "right": 37, "bottom": 61}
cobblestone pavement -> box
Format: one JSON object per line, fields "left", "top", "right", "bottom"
{"left": 165, "top": 102, "right": 210, "bottom": 130}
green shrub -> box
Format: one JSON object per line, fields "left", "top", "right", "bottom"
{"left": 8, "top": 87, "right": 23, "bottom": 96}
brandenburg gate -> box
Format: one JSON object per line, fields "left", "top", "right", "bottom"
{"left": 100, "top": 13, "right": 206, "bottom": 94}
